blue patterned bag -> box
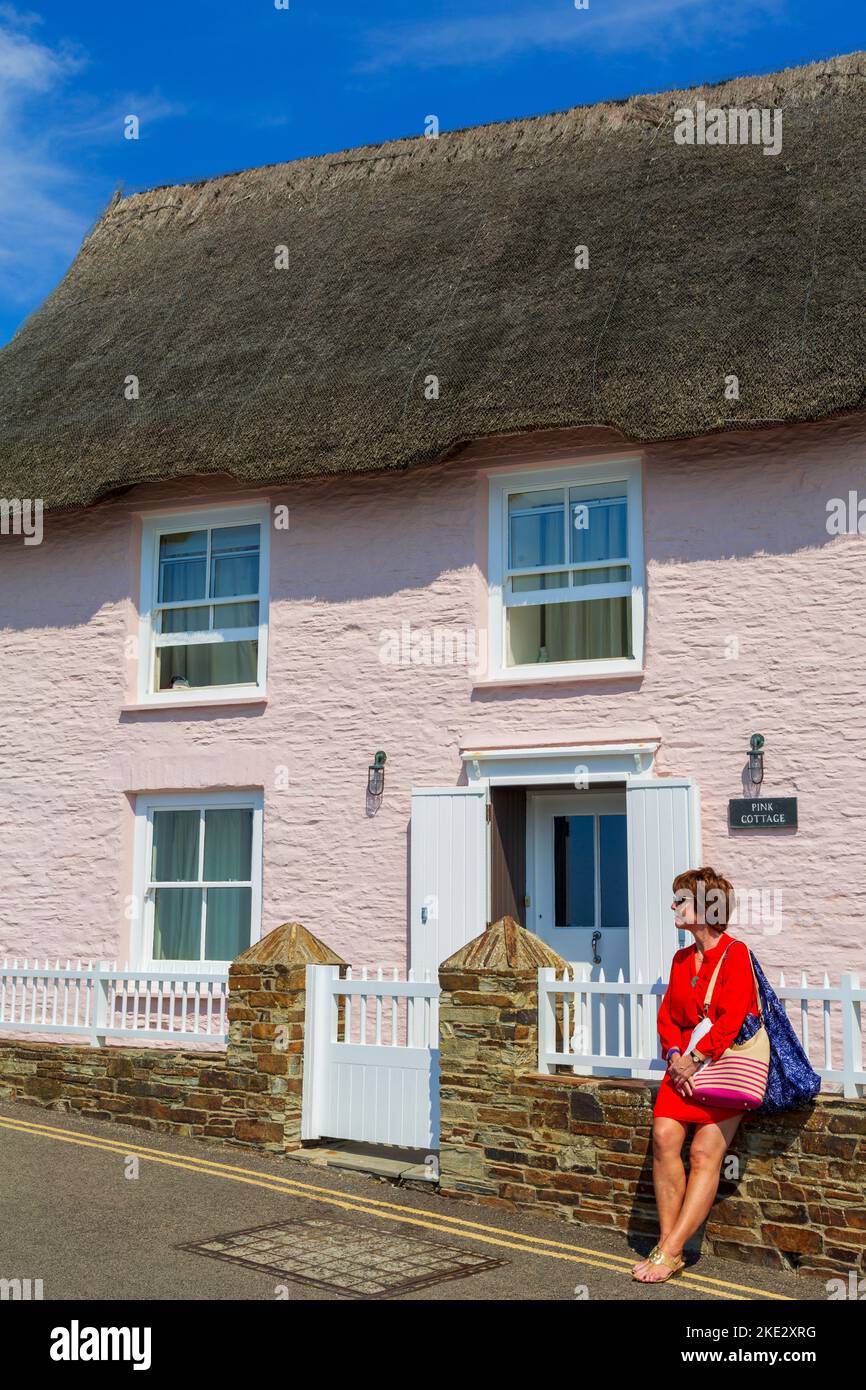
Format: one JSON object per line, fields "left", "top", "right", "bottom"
{"left": 731, "top": 951, "right": 822, "bottom": 1115}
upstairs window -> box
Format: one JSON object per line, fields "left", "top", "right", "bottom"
{"left": 138, "top": 505, "right": 269, "bottom": 702}
{"left": 488, "top": 459, "right": 644, "bottom": 679}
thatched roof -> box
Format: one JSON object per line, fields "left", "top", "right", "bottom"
{"left": 2, "top": 52, "right": 865, "bottom": 511}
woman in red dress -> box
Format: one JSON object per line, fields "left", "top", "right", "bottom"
{"left": 632, "top": 865, "right": 760, "bottom": 1284}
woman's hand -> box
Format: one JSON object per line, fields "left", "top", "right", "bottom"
{"left": 668, "top": 1052, "right": 701, "bottom": 1095}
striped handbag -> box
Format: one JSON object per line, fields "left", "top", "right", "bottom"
{"left": 689, "top": 943, "right": 770, "bottom": 1110}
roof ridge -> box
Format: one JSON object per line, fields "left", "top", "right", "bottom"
{"left": 111, "top": 49, "right": 866, "bottom": 209}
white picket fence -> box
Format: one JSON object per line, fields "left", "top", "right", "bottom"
{"left": 302, "top": 964, "right": 439, "bottom": 1150}
{"left": 0, "top": 959, "right": 229, "bottom": 1046}
{"left": 538, "top": 966, "right": 865, "bottom": 1098}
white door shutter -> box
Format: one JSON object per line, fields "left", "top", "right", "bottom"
{"left": 627, "top": 777, "right": 702, "bottom": 986}
{"left": 410, "top": 787, "right": 489, "bottom": 981}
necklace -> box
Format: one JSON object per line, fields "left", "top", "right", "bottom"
{"left": 691, "top": 946, "right": 702, "bottom": 988}
{"left": 690, "top": 933, "right": 724, "bottom": 986}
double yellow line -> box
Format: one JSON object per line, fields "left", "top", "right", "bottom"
{"left": 0, "top": 1111, "right": 793, "bottom": 1300}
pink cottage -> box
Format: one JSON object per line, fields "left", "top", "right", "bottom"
{"left": 0, "top": 57, "right": 864, "bottom": 1033}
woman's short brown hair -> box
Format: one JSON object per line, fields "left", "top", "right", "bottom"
{"left": 672, "top": 866, "right": 736, "bottom": 926}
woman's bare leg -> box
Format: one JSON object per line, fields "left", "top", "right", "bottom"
{"left": 635, "top": 1111, "right": 743, "bottom": 1282}
{"left": 631, "top": 1116, "right": 688, "bottom": 1274}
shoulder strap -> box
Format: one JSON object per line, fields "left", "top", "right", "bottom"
{"left": 701, "top": 946, "right": 730, "bottom": 1015}
{"left": 702, "top": 939, "right": 764, "bottom": 1022}
{"left": 745, "top": 945, "right": 764, "bottom": 1022}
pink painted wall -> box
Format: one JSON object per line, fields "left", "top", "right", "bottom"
{"left": 1, "top": 415, "right": 865, "bottom": 991}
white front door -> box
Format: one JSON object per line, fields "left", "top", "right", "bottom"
{"left": 530, "top": 792, "right": 630, "bottom": 979}
{"left": 531, "top": 791, "right": 630, "bottom": 1064}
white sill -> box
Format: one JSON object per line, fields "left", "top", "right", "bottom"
{"left": 122, "top": 692, "right": 268, "bottom": 713}
{"left": 138, "top": 962, "right": 231, "bottom": 974}
{"left": 474, "top": 667, "right": 644, "bottom": 690}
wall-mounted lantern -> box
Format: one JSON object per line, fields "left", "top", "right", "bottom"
{"left": 367, "top": 751, "right": 387, "bottom": 798}
{"left": 748, "top": 733, "right": 765, "bottom": 787}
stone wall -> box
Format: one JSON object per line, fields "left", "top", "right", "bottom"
{"left": 438, "top": 918, "right": 866, "bottom": 1281}
{"left": 3, "top": 913, "right": 863, "bottom": 1282}
{"left": 0, "top": 921, "right": 346, "bottom": 1155}
{"left": 0, "top": 1040, "right": 231, "bottom": 1134}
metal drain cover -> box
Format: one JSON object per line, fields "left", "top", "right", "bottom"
{"left": 179, "top": 1216, "right": 508, "bottom": 1299}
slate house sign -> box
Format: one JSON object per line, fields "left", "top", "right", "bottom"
{"left": 729, "top": 733, "right": 797, "bottom": 828}
{"left": 729, "top": 798, "right": 798, "bottom": 829}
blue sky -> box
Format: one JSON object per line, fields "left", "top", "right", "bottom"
{"left": 0, "top": 0, "right": 861, "bottom": 344}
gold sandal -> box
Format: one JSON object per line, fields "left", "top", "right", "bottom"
{"left": 633, "top": 1245, "right": 685, "bottom": 1282}
{"left": 632, "top": 1242, "right": 660, "bottom": 1267}
{"left": 630, "top": 1243, "right": 658, "bottom": 1275}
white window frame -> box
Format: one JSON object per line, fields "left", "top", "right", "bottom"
{"left": 487, "top": 456, "right": 645, "bottom": 681}
{"left": 131, "top": 790, "right": 264, "bottom": 970}
{"left": 137, "top": 502, "right": 270, "bottom": 705}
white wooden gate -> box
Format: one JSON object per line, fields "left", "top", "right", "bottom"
{"left": 302, "top": 965, "right": 439, "bottom": 1150}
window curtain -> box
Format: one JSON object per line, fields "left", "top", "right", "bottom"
{"left": 572, "top": 497, "right": 627, "bottom": 565}
{"left": 544, "top": 597, "right": 631, "bottom": 661}
{"left": 157, "top": 524, "right": 260, "bottom": 686}
{"left": 510, "top": 505, "right": 564, "bottom": 591}
{"left": 205, "top": 888, "right": 252, "bottom": 959}
{"left": 152, "top": 809, "right": 199, "bottom": 881}
{"left": 159, "top": 531, "right": 207, "bottom": 604}
{"left": 202, "top": 809, "right": 253, "bottom": 959}
{"left": 151, "top": 809, "right": 202, "bottom": 961}
{"left": 203, "top": 809, "right": 252, "bottom": 880}
{"left": 150, "top": 809, "right": 253, "bottom": 961}
{"left": 160, "top": 558, "right": 206, "bottom": 603}
{"left": 211, "top": 552, "right": 259, "bottom": 597}
{"left": 159, "top": 640, "right": 258, "bottom": 688}
{"left": 153, "top": 889, "right": 202, "bottom": 960}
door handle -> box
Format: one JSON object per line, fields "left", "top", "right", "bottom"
{"left": 591, "top": 930, "right": 602, "bottom": 964}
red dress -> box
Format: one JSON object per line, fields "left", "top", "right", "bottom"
{"left": 654, "top": 932, "right": 760, "bottom": 1126}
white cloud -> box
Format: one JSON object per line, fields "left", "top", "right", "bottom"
{"left": 0, "top": 8, "right": 183, "bottom": 333}
{"left": 358, "top": 0, "right": 784, "bottom": 73}
{"left": 54, "top": 92, "right": 186, "bottom": 146}
{"left": 0, "top": 11, "right": 87, "bottom": 313}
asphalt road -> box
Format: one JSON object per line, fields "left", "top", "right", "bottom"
{"left": 0, "top": 1098, "right": 833, "bottom": 1303}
